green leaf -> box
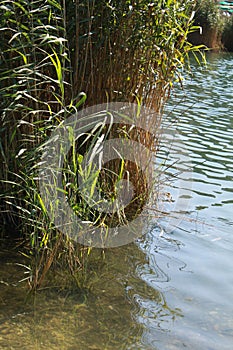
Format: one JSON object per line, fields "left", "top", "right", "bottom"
{"left": 37, "top": 194, "right": 47, "bottom": 214}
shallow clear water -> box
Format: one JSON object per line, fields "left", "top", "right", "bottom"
{"left": 1, "top": 53, "right": 233, "bottom": 349}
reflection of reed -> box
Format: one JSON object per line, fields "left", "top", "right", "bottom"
{"left": 0, "top": 240, "right": 182, "bottom": 349}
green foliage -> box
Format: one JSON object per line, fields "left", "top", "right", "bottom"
{"left": 66, "top": 0, "right": 202, "bottom": 110}
{"left": 0, "top": 0, "right": 74, "bottom": 289}
{"left": 0, "top": 0, "right": 203, "bottom": 289}
{"left": 192, "top": 0, "right": 233, "bottom": 51}
{"left": 194, "top": 0, "right": 223, "bottom": 29}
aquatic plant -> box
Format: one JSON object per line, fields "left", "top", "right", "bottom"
{"left": 0, "top": 0, "right": 203, "bottom": 289}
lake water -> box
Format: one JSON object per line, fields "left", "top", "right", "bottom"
{"left": 0, "top": 53, "right": 233, "bottom": 349}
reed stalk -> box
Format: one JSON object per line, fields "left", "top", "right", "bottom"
{"left": 0, "top": 0, "right": 203, "bottom": 289}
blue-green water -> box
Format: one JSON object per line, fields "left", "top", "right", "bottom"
{"left": 0, "top": 53, "right": 233, "bottom": 349}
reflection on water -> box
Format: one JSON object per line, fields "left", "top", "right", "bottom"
{"left": 1, "top": 53, "right": 233, "bottom": 349}
{"left": 0, "top": 245, "right": 180, "bottom": 350}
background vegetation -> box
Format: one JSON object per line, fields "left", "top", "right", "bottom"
{"left": 189, "top": 0, "right": 233, "bottom": 50}
{"left": 222, "top": 12, "right": 233, "bottom": 51}
{"left": 0, "top": 0, "right": 201, "bottom": 290}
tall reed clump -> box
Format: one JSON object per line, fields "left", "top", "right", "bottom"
{"left": 67, "top": 0, "right": 201, "bottom": 112}
{"left": 0, "top": 0, "right": 202, "bottom": 290}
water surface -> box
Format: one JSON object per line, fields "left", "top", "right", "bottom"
{"left": 0, "top": 52, "right": 233, "bottom": 349}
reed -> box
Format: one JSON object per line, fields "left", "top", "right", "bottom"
{"left": 0, "top": 0, "right": 202, "bottom": 289}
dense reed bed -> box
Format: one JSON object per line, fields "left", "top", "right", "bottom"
{"left": 0, "top": 0, "right": 202, "bottom": 289}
